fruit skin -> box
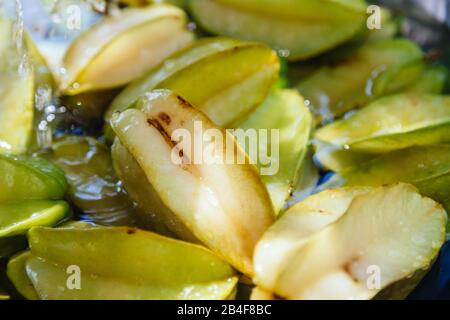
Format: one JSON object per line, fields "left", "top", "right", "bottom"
{"left": 236, "top": 89, "right": 312, "bottom": 214}
{"left": 0, "top": 155, "right": 68, "bottom": 203}
{"left": 105, "top": 37, "right": 280, "bottom": 136}
{"left": 61, "top": 4, "right": 194, "bottom": 95}
{"left": 188, "top": 0, "right": 367, "bottom": 61}
{"left": 41, "top": 136, "right": 138, "bottom": 226}
{"left": 111, "top": 89, "right": 275, "bottom": 276}
{"left": 297, "top": 39, "right": 424, "bottom": 123}
{"left": 253, "top": 183, "right": 447, "bottom": 300}
{"left": 10, "top": 225, "right": 238, "bottom": 300}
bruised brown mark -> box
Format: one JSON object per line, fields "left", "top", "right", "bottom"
{"left": 342, "top": 257, "right": 360, "bottom": 282}
{"left": 176, "top": 95, "right": 192, "bottom": 108}
{"left": 147, "top": 118, "right": 176, "bottom": 148}
{"left": 127, "top": 228, "right": 136, "bottom": 235}
{"left": 158, "top": 112, "right": 171, "bottom": 125}
{"left": 147, "top": 118, "right": 193, "bottom": 172}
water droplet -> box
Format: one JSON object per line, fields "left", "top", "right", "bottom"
{"left": 187, "top": 22, "right": 197, "bottom": 32}
{"left": 37, "top": 121, "right": 53, "bottom": 149}
{"left": 46, "top": 114, "right": 56, "bottom": 122}
{"left": 278, "top": 49, "right": 291, "bottom": 58}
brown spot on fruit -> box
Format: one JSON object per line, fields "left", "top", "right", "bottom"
{"left": 342, "top": 257, "right": 360, "bottom": 282}
{"left": 147, "top": 118, "right": 176, "bottom": 147}
{"left": 176, "top": 95, "right": 192, "bottom": 108}
{"left": 127, "top": 229, "right": 136, "bottom": 235}
{"left": 158, "top": 112, "right": 171, "bottom": 125}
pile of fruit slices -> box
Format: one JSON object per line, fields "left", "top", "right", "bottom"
{"left": 0, "top": 0, "right": 449, "bottom": 300}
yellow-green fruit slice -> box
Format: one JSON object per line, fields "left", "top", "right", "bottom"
{"left": 112, "top": 139, "right": 185, "bottom": 237}
{"left": 315, "top": 94, "right": 450, "bottom": 154}
{"left": 188, "top": 0, "right": 366, "bottom": 61}
{"left": 286, "top": 149, "right": 320, "bottom": 209}
{"left": 7, "top": 251, "right": 39, "bottom": 300}
{"left": 61, "top": 4, "right": 194, "bottom": 95}
{"left": 0, "top": 72, "right": 34, "bottom": 154}
{"left": 298, "top": 39, "right": 424, "bottom": 123}
{"left": 24, "top": 34, "right": 55, "bottom": 90}
{"left": 236, "top": 89, "right": 312, "bottom": 213}
{"left": 406, "top": 65, "right": 449, "bottom": 94}
{"left": 254, "top": 187, "right": 371, "bottom": 291}
{"left": 1, "top": 17, "right": 54, "bottom": 88}
{"left": 326, "top": 145, "right": 450, "bottom": 214}
{"left": 22, "top": 225, "right": 237, "bottom": 300}
{"left": 254, "top": 183, "right": 447, "bottom": 300}
{"left": 313, "top": 139, "right": 374, "bottom": 172}
{"left": 106, "top": 37, "right": 280, "bottom": 130}
{"left": 111, "top": 90, "right": 274, "bottom": 276}
{"left": 43, "top": 136, "right": 137, "bottom": 226}
{"left": 0, "top": 155, "right": 68, "bottom": 202}
{"left": 0, "top": 200, "right": 70, "bottom": 238}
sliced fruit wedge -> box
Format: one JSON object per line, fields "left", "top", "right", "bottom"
{"left": 7, "top": 251, "right": 39, "bottom": 300}
{"left": 313, "top": 139, "right": 375, "bottom": 172}
{"left": 254, "top": 187, "right": 371, "bottom": 291}
{"left": 188, "top": 0, "right": 366, "bottom": 61}
{"left": 0, "top": 72, "right": 34, "bottom": 154}
{"left": 12, "top": 225, "right": 238, "bottom": 300}
{"left": 297, "top": 39, "right": 424, "bottom": 123}
{"left": 24, "top": 34, "right": 55, "bottom": 90}
{"left": 112, "top": 139, "right": 185, "bottom": 237}
{"left": 406, "top": 64, "right": 449, "bottom": 94}
{"left": 0, "top": 155, "right": 68, "bottom": 202}
{"left": 0, "top": 18, "right": 36, "bottom": 155}
{"left": 236, "top": 89, "right": 312, "bottom": 214}
{"left": 42, "top": 136, "right": 137, "bottom": 226}
{"left": 0, "top": 200, "right": 70, "bottom": 238}
{"left": 111, "top": 90, "right": 275, "bottom": 276}
{"left": 61, "top": 4, "right": 194, "bottom": 95}
{"left": 325, "top": 145, "right": 450, "bottom": 214}
{"left": 254, "top": 183, "right": 448, "bottom": 300}
{"left": 315, "top": 94, "right": 450, "bottom": 154}
{"left": 105, "top": 37, "right": 280, "bottom": 132}
{"left": 1, "top": 17, "right": 54, "bottom": 88}
{"left": 285, "top": 149, "right": 320, "bottom": 208}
